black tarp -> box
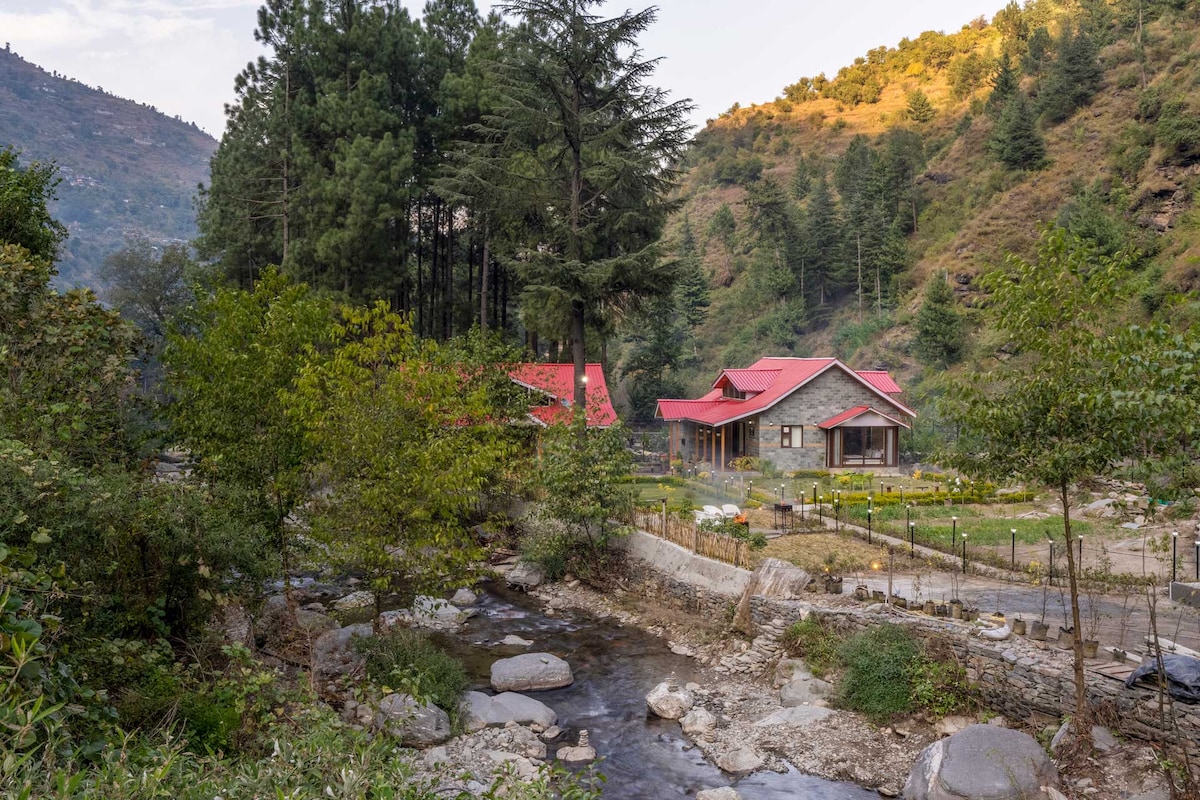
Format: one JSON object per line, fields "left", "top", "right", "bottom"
{"left": 1125, "top": 653, "right": 1200, "bottom": 703}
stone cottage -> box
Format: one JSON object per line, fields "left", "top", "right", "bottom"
{"left": 656, "top": 357, "right": 915, "bottom": 473}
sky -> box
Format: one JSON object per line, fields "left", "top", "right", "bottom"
{"left": 1, "top": 1, "right": 1007, "bottom": 139}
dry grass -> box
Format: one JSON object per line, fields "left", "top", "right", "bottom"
{"left": 755, "top": 531, "right": 919, "bottom": 577}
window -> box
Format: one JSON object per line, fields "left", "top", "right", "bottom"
{"left": 781, "top": 425, "right": 799, "bottom": 448}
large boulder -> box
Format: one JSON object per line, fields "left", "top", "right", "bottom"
{"left": 903, "top": 725, "right": 1059, "bottom": 800}
{"left": 490, "top": 652, "right": 573, "bottom": 692}
{"left": 716, "top": 747, "right": 764, "bottom": 775}
{"left": 460, "top": 691, "right": 558, "bottom": 732}
{"left": 373, "top": 693, "right": 451, "bottom": 747}
{"left": 312, "top": 623, "right": 373, "bottom": 684}
{"left": 506, "top": 561, "right": 546, "bottom": 590}
{"left": 780, "top": 671, "right": 831, "bottom": 707}
{"left": 645, "top": 680, "right": 695, "bottom": 720}
{"left": 680, "top": 706, "right": 718, "bottom": 737}
{"left": 451, "top": 588, "right": 479, "bottom": 606}
{"left": 733, "top": 559, "right": 810, "bottom": 633}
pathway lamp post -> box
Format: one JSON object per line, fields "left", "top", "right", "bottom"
{"left": 951, "top": 516, "right": 957, "bottom": 554}
{"left": 909, "top": 521, "right": 915, "bottom": 558}
{"left": 818, "top": 495, "right": 823, "bottom": 523}
{"left": 867, "top": 507, "right": 872, "bottom": 544}
{"left": 1195, "top": 539, "right": 1200, "bottom": 581}
{"left": 748, "top": 480, "right": 753, "bottom": 501}
{"left": 1077, "top": 535, "right": 1083, "bottom": 571}
{"left": 905, "top": 503, "right": 911, "bottom": 534}
{"left": 879, "top": 480, "right": 884, "bottom": 496}
{"left": 812, "top": 483, "right": 818, "bottom": 508}
{"left": 781, "top": 484, "right": 786, "bottom": 505}
{"left": 1049, "top": 540, "right": 1055, "bottom": 587}
{"left": 1011, "top": 528, "right": 1017, "bottom": 573}
{"left": 962, "top": 533, "right": 968, "bottom": 574}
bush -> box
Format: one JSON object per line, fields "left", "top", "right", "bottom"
{"left": 356, "top": 630, "right": 468, "bottom": 722}
{"left": 837, "top": 623, "right": 921, "bottom": 721}
{"left": 907, "top": 638, "right": 975, "bottom": 719}
{"left": 780, "top": 615, "right": 843, "bottom": 677}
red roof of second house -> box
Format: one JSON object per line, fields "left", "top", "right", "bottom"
{"left": 507, "top": 363, "right": 618, "bottom": 428}
{"left": 656, "top": 357, "right": 914, "bottom": 426}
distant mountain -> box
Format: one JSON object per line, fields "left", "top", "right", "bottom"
{"left": 0, "top": 46, "right": 217, "bottom": 287}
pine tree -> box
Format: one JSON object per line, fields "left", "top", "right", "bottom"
{"left": 986, "top": 53, "right": 1020, "bottom": 118}
{"left": 1038, "top": 22, "right": 1103, "bottom": 124}
{"left": 913, "top": 273, "right": 965, "bottom": 367}
{"left": 455, "top": 0, "right": 692, "bottom": 409}
{"left": 989, "top": 93, "right": 1047, "bottom": 170}
{"left": 675, "top": 217, "right": 710, "bottom": 330}
{"left": 803, "top": 174, "right": 841, "bottom": 307}
{"left": 906, "top": 89, "right": 935, "bottom": 123}
{"left": 791, "top": 152, "right": 813, "bottom": 200}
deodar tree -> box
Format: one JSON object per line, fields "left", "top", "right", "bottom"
{"left": 943, "top": 226, "right": 1139, "bottom": 747}
{"left": 454, "top": 0, "right": 692, "bottom": 409}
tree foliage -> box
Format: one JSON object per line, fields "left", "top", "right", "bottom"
{"left": 913, "top": 273, "right": 965, "bottom": 367}
{"left": 287, "top": 304, "right": 516, "bottom": 615}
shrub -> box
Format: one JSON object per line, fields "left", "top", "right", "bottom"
{"left": 907, "top": 638, "right": 975, "bottom": 719}
{"left": 356, "top": 630, "right": 468, "bottom": 722}
{"left": 780, "top": 615, "right": 843, "bottom": 677}
{"left": 837, "top": 623, "right": 921, "bottom": 721}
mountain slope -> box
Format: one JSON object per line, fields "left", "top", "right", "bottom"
{"left": 636, "top": 0, "right": 1200, "bottom": 422}
{"left": 0, "top": 46, "right": 217, "bottom": 287}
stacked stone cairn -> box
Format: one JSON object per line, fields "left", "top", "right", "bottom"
{"left": 716, "top": 618, "right": 787, "bottom": 675}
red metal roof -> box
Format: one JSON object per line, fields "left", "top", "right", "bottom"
{"left": 817, "top": 405, "right": 911, "bottom": 430}
{"left": 656, "top": 357, "right": 914, "bottom": 426}
{"left": 716, "top": 368, "right": 781, "bottom": 394}
{"left": 508, "top": 363, "right": 618, "bottom": 428}
{"left": 856, "top": 370, "right": 902, "bottom": 395}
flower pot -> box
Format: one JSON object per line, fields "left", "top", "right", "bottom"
{"left": 871, "top": 590, "right": 886, "bottom": 603}
{"left": 1012, "top": 619, "right": 1026, "bottom": 636}
{"left": 935, "top": 604, "right": 949, "bottom": 617}
{"left": 1111, "top": 648, "right": 1127, "bottom": 663}
{"left": 1056, "top": 626, "right": 1076, "bottom": 650}
{"left": 963, "top": 607, "right": 979, "bottom": 622}
{"left": 950, "top": 601, "right": 963, "bottom": 620}
{"left": 1029, "top": 621, "right": 1049, "bottom": 641}
{"left": 923, "top": 601, "right": 936, "bottom": 616}
{"left": 824, "top": 576, "right": 844, "bottom": 594}
{"left": 890, "top": 595, "right": 907, "bottom": 609}
{"left": 854, "top": 585, "right": 870, "bottom": 602}
{"left": 1082, "top": 639, "right": 1100, "bottom": 659}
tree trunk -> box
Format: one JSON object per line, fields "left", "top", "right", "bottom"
{"left": 1060, "top": 482, "right": 1092, "bottom": 747}
{"left": 571, "top": 300, "right": 586, "bottom": 413}
{"left": 480, "top": 231, "right": 490, "bottom": 332}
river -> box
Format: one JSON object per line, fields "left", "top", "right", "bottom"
{"left": 440, "top": 586, "right": 882, "bottom": 799}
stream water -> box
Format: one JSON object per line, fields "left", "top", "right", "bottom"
{"left": 440, "top": 586, "right": 880, "bottom": 799}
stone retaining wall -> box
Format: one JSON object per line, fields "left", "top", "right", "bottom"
{"left": 619, "top": 541, "right": 1200, "bottom": 758}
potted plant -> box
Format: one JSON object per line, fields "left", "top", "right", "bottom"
{"left": 1012, "top": 616, "right": 1027, "bottom": 636}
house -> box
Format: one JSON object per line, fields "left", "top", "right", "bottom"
{"left": 655, "top": 357, "right": 915, "bottom": 473}
{"left": 507, "top": 363, "right": 618, "bottom": 428}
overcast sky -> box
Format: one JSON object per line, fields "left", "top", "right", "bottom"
{"left": 2, "top": 1, "right": 1006, "bottom": 139}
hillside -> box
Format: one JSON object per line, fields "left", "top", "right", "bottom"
{"left": 625, "top": 0, "right": 1200, "bottom": 431}
{"left": 0, "top": 46, "right": 217, "bottom": 287}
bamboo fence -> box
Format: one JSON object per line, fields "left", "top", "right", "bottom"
{"left": 630, "top": 509, "right": 751, "bottom": 569}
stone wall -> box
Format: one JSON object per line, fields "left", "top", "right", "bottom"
{"left": 618, "top": 544, "right": 1200, "bottom": 758}
{"left": 758, "top": 367, "right": 910, "bottom": 472}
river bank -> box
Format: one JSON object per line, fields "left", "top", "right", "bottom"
{"left": 523, "top": 571, "right": 1174, "bottom": 800}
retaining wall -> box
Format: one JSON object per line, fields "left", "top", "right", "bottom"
{"left": 620, "top": 530, "right": 1200, "bottom": 758}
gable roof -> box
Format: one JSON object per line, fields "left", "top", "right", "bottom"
{"left": 817, "top": 405, "right": 911, "bottom": 430}
{"left": 507, "top": 363, "right": 618, "bottom": 428}
{"left": 656, "top": 357, "right": 914, "bottom": 426}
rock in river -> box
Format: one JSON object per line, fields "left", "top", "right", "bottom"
{"left": 645, "top": 680, "right": 695, "bottom": 720}
{"left": 460, "top": 690, "right": 557, "bottom": 731}
{"left": 490, "top": 652, "right": 573, "bottom": 692}
{"left": 903, "top": 724, "right": 1059, "bottom": 800}
{"left": 716, "top": 747, "right": 764, "bottom": 775}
